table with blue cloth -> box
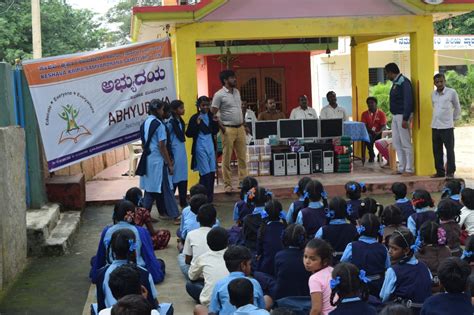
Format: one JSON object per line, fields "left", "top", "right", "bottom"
{"left": 343, "top": 121, "right": 370, "bottom": 165}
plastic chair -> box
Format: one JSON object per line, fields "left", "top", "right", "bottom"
{"left": 127, "top": 141, "right": 143, "bottom": 177}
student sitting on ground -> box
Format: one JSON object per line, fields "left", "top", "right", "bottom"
{"left": 242, "top": 187, "right": 273, "bottom": 252}
{"left": 459, "top": 188, "right": 474, "bottom": 238}
{"left": 177, "top": 184, "right": 208, "bottom": 242}
{"left": 437, "top": 198, "right": 462, "bottom": 257}
{"left": 287, "top": 177, "right": 312, "bottom": 224}
{"left": 234, "top": 176, "right": 259, "bottom": 226}
{"left": 344, "top": 181, "right": 366, "bottom": 222}
{"left": 380, "top": 205, "right": 409, "bottom": 247}
{"left": 391, "top": 182, "right": 415, "bottom": 223}
{"left": 316, "top": 196, "right": 358, "bottom": 264}
{"left": 187, "top": 227, "right": 230, "bottom": 306}
{"left": 441, "top": 179, "right": 464, "bottom": 211}
{"left": 420, "top": 257, "right": 473, "bottom": 315}
{"left": 178, "top": 203, "right": 217, "bottom": 278}
{"left": 407, "top": 190, "right": 437, "bottom": 237}
{"left": 461, "top": 235, "right": 474, "bottom": 273}
{"left": 358, "top": 197, "right": 383, "bottom": 220}
{"left": 296, "top": 180, "right": 328, "bottom": 238}
{"left": 229, "top": 278, "right": 270, "bottom": 315}
{"left": 108, "top": 295, "right": 157, "bottom": 315}
{"left": 328, "top": 262, "right": 377, "bottom": 315}
{"left": 90, "top": 200, "right": 165, "bottom": 284}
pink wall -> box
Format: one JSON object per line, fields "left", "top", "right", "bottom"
{"left": 204, "top": 52, "right": 312, "bottom": 116}
{"left": 196, "top": 56, "right": 209, "bottom": 98}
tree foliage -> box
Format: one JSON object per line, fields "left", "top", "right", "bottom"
{"left": 370, "top": 81, "right": 393, "bottom": 125}
{"left": 0, "top": 0, "right": 109, "bottom": 64}
{"left": 434, "top": 11, "right": 474, "bottom": 35}
{"left": 445, "top": 65, "right": 474, "bottom": 123}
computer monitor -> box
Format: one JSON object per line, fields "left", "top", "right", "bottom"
{"left": 319, "top": 118, "right": 343, "bottom": 138}
{"left": 303, "top": 119, "right": 319, "bottom": 138}
{"left": 255, "top": 120, "right": 278, "bottom": 139}
{"left": 278, "top": 119, "right": 303, "bottom": 140}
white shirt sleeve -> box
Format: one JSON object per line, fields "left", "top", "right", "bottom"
{"left": 188, "top": 255, "right": 204, "bottom": 281}
{"left": 290, "top": 108, "right": 297, "bottom": 119}
{"left": 182, "top": 233, "right": 193, "bottom": 256}
{"left": 452, "top": 90, "right": 462, "bottom": 121}
{"left": 320, "top": 107, "right": 327, "bottom": 119}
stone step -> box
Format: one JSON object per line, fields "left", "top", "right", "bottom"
{"left": 43, "top": 212, "right": 81, "bottom": 256}
{"left": 26, "top": 203, "right": 61, "bottom": 257}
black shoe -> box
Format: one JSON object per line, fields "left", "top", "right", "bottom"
{"left": 446, "top": 173, "right": 455, "bottom": 179}
{"left": 430, "top": 173, "right": 445, "bottom": 178}
{"left": 368, "top": 158, "right": 374, "bottom": 163}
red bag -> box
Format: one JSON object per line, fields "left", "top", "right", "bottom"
{"left": 152, "top": 229, "right": 171, "bottom": 250}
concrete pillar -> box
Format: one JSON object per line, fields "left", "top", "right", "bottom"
{"left": 0, "top": 63, "right": 15, "bottom": 127}
{"left": 350, "top": 43, "right": 369, "bottom": 121}
{"left": 410, "top": 16, "right": 435, "bottom": 176}
{"left": 0, "top": 126, "right": 27, "bottom": 290}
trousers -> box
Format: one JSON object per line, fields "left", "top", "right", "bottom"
{"left": 221, "top": 126, "right": 248, "bottom": 189}
{"left": 391, "top": 114, "right": 414, "bottom": 173}
{"left": 432, "top": 128, "right": 455, "bottom": 176}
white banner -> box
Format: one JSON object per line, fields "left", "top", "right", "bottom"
{"left": 23, "top": 39, "right": 176, "bottom": 171}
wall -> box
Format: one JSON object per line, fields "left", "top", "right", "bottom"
{"left": 204, "top": 52, "right": 312, "bottom": 116}
{"left": 0, "top": 126, "right": 27, "bottom": 290}
{"left": 196, "top": 56, "right": 209, "bottom": 98}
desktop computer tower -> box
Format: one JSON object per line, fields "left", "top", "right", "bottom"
{"left": 272, "top": 153, "right": 286, "bottom": 176}
{"left": 310, "top": 149, "right": 322, "bottom": 173}
{"left": 286, "top": 153, "right": 298, "bottom": 176}
{"left": 323, "top": 151, "right": 334, "bottom": 173}
{"left": 298, "top": 152, "right": 311, "bottom": 175}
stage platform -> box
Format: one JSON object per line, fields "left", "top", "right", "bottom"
{"left": 86, "top": 159, "right": 446, "bottom": 205}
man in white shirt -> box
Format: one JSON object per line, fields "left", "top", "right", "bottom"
{"left": 320, "top": 91, "right": 348, "bottom": 121}
{"left": 290, "top": 95, "right": 318, "bottom": 119}
{"left": 431, "top": 73, "right": 461, "bottom": 178}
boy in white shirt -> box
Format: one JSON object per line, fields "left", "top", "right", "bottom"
{"left": 459, "top": 188, "right": 474, "bottom": 236}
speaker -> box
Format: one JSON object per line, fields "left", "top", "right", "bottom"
{"left": 286, "top": 153, "right": 298, "bottom": 176}
{"left": 272, "top": 153, "right": 286, "bottom": 176}
{"left": 310, "top": 149, "right": 322, "bottom": 173}
{"left": 323, "top": 151, "right": 334, "bottom": 173}
{"left": 298, "top": 152, "right": 311, "bottom": 175}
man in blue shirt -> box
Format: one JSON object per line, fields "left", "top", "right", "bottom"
{"left": 385, "top": 63, "right": 414, "bottom": 176}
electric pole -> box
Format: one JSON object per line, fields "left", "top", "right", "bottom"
{"left": 31, "top": 0, "right": 42, "bottom": 59}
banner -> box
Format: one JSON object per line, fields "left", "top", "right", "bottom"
{"left": 23, "top": 39, "right": 176, "bottom": 171}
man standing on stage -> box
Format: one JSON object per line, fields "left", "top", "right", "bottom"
{"left": 361, "top": 96, "right": 387, "bottom": 163}
{"left": 430, "top": 73, "right": 461, "bottom": 179}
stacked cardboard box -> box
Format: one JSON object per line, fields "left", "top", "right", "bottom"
{"left": 246, "top": 144, "right": 272, "bottom": 176}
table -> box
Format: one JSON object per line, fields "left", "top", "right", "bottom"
{"left": 343, "top": 121, "right": 370, "bottom": 165}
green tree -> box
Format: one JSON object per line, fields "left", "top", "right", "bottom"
{"left": 370, "top": 81, "right": 393, "bottom": 125}
{"left": 445, "top": 65, "right": 474, "bottom": 123}
{"left": 0, "top": 0, "right": 110, "bottom": 64}
{"left": 435, "top": 11, "right": 474, "bottom": 35}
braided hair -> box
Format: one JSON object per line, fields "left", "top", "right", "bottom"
{"left": 358, "top": 213, "right": 382, "bottom": 239}
{"left": 113, "top": 200, "right": 136, "bottom": 225}
{"left": 303, "top": 180, "right": 328, "bottom": 208}
{"left": 106, "top": 228, "right": 137, "bottom": 264}
{"left": 389, "top": 229, "right": 416, "bottom": 264}
{"left": 328, "top": 196, "right": 351, "bottom": 220}
{"left": 345, "top": 181, "right": 367, "bottom": 201}
{"left": 437, "top": 198, "right": 461, "bottom": 223}
{"left": 259, "top": 199, "right": 286, "bottom": 239}
{"left": 330, "top": 263, "right": 370, "bottom": 307}
{"left": 412, "top": 190, "right": 434, "bottom": 210}
{"left": 282, "top": 224, "right": 307, "bottom": 250}
{"left": 240, "top": 176, "right": 258, "bottom": 201}
{"left": 463, "top": 236, "right": 474, "bottom": 264}
{"left": 441, "top": 179, "right": 463, "bottom": 199}
{"left": 359, "top": 197, "right": 383, "bottom": 218}
{"left": 124, "top": 187, "right": 143, "bottom": 207}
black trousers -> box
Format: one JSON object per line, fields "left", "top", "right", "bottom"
{"left": 432, "top": 128, "right": 455, "bottom": 176}
{"left": 173, "top": 180, "right": 188, "bottom": 208}
{"left": 367, "top": 132, "right": 382, "bottom": 160}
{"left": 199, "top": 172, "right": 215, "bottom": 203}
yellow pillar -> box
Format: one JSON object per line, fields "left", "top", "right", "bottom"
{"left": 172, "top": 30, "right": 199, "bottom": 187}
{"left": 410, "top": 16, "right": 435, "bottom": 176}
{"left": 350, "top": 43, "right": 369, "bottom": 122}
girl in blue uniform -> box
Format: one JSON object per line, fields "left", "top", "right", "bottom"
{"left": 437, "top": 198, "right": 462, "bottom": 256}
{"left": 407, "top": 190, "right": 436, "bottom": 237}
{"left": 345, "top": 181, "right": 366, "bottom": 223}
{"left": 441, "top": 179, "right": 464, "bottom": 211}
{"left": 287, "top": 177, "right": 312, "bottom": 224}
{"left": 358, "top": 197, "right": 383, "bottom": 219}
{"left": 186, "top": 96, "right": 219, "bottom": 202}
{"left": 242, "top": 187, "right": 272, "bottom": 252}
{"left": 296, "top": 180, "right": 328, "bottom": 238}
{"left": 340, "top": 213, "right": 390, "bottom": 297}
{"left": 138, "top": 99, "right": 179, "bottom": 224}
{"left": 315, "top": 196, "right": 358, "bottom": 264}
{"left": 380, "top": 230, "right": 432, "bottom": 314}
{"left": 391, "top": 182, "right": 415, "bottom": 224}
{"left": 167, "top": 100, "right": 188, "bottom": 208}
{"left": 329, "top": 263, "right": 376, "bottom": 315}
{"left": 233, "top": 176, "right": 259, "bottom": 226}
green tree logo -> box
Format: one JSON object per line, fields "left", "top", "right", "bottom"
{"left": 58, "top": 104, "right": 80, "bottom": 133}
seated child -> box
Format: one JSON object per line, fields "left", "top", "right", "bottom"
{"left": 459, "top": 188, "right": 474, "bottom": 237}
{"left": 380, "top": 230, "right": 432, "bottom": 313}
{"left": 178, "top": 184, "right": 208, "bottom": 241}
{"left": 287, "top": 177, "right": 312, "bottom": 224}
{"left": 345, "top": 181, "right": 367, "bottom": 222}
{"left": 381, "top": 205, "right": 409, "bottom": 246}
{"left": 296, "top": 180, "right": 328, "bottom": 238}
{"left": 315, "top": 196, "right": 358, "bottom": 264}
{"left": 441, "top": 179, "right": 464, "bottom": 211}
{"left": 358, "top": 197, "right": 383, "bottom": 219}
{"left": 95, "top": 230, "right": 158, "bottom": 312}
{"left": 234, "top": 176, "right": 258, "bottom": 225}
{"left": 391, "top": 182, "right": 415, "bottom": 223}
{"left": 379, "top": 304, "right": 412, "bottom": 315}
{"left": 229, "top": 278, "right": 270, "bottom": 315}
{"left": 208, "top": 245, "right": 266, "bottom": 315}
{"left": 179, "top": 203, "right": 217, "bottom": 277}
{"left": 328, "top": 262, "right": 377, "bottom": 315}
{"left": 420, "top": 257, "right": 473, "bottom": 315}
{"left": 407, "top": 190, "right": 437, "bottom": 237}
{"left": 108, "top": 295, "right": 157, "bottom": 315}
{"left": 188, "top": 227, "right": 230, "bottom": 306}
{"left": 437, "top": 198, "right": 462, "bottom": 256}
{"left": 242, "top": 187, "right": 273, "bottom": 252}
{"left": 90, "top": 200, "right": 165, "bottom": 284}
{"left": 341, "top": 213, "right": 389, "bottom": 297}
{"left": 461, "top": 235, "right": 474, "bottom": 273}
{"left": 256, "top": 200, "right": 287, "bottom": 275}
{"left": 124, "top": 187, "right": 171, "bottom": 250}
{"left": 304, "top": 238, "right": 335, "bottom": 315}
{"left": 415, "top": 221, "right": 451, "bottom": 286}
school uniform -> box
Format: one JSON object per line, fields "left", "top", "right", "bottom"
{"left": 383, "top": 225, "right": 409, "bottom": 246}
{"left": 449, "top": 195, "right": 464, "bottom": 212}
{"left": 95, "top": 259, "right": 158, "bottom": 311}
{"left": 340, "top": 236, "right": 390, "bottom": 296}
{"left": 177, "top": 205, "right": 220, "bottom": 241}
{"left": 256, "top": 221, "right": 285, "bottom": 275}
{"left": 166, "top": 115, "right": 188, "bottom": 208}
{"left": 440, "top": 220, "right": 462, "bottom": 256}
{"left": 315, "top": 219, "right": 358, "bottom": 263}
{"left": 421, "top": 292, "right": 473, "bottom": 315}
{"left": 90, "top": 222, "right": 165, "bottom": 284}
{"left": 296, "top": 201, "right": 327, "bottom": 237}
{"left": 415, "top": 245, "right": 451, "bottom": 276}
{"left": 139, "top": 115, "right": 179, "bottom": 219}
{"left": 347, "top": 199, "right": 362, "bottom": 222}
{"left": 242, "top": 207, "right": 268, "bottom": 252}
{"left": 329, "top": 297, "right": 377, "bottom": 315}
{"left": 395, "top": 198, "right": 415, "bottom": 223}
{"left": 233, "top": 200, "right": 254, "bottom": 224}
{"left": 407, "top": 208, "right": 437, "bottom": 236}
{"left": 272, "top": 247, "right": 311, "bottom": 299}
{"left": 186, "top": 112, "right": 219, "bottom": 202}
{"left": 286, "top": 198, "right": 305, "bottom": 224}
{"left": 234, "top": 304, "right": 270, "bottom": 315}
{"left": 380, "top": 256, "right": 432, "bottom": 313}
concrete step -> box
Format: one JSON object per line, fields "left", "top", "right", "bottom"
{"left": 43, "top": 212, "right": 81, "bottom": 256}
{"left": 26, "top": 203, "right": 61, "bottom": 257}
{"left": 43, "top": 212, "right": 82, "bottom": 256}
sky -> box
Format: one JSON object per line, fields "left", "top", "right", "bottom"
{"left": 67, "top": 0, "right": 118, "bottom": 14}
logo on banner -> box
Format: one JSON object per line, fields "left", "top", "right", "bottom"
{"left": 57, "top": 104, "right": 91, "bottom": 144}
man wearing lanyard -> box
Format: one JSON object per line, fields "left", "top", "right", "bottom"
{"left": 431, "top": 73, "right": 461, "bottom": 179}
{"left": 361, "top": 96, "right": 387, "bottom": 163}
{"left": 212, "top": 70, "right": 248, "bottom": 193}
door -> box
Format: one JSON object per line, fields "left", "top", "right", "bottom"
{"left": 236, "top": 68, "right": 286, "bottom": 116}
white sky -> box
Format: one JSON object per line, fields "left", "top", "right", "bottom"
{"left": 66, "top": 0, "right": 119, "bottom": 14}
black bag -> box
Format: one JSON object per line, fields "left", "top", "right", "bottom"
{"left": 135, "top": 119, "right": 160, "bottom": 176}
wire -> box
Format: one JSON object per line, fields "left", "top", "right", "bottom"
{"left": 0, "top": 0, "right": 15, "bottom": 15}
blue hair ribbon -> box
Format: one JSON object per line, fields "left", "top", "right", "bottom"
{"left": 410, "top": 237, "right": 422, "bottom": 253}
{"left": 329, "top": 276, "right": 341, "bottom": 289}
{"left": 462, "top": 250, "right": 474, "bottom": 258}
{"left": 303, "top": 191, "right": 309, "bottom": 199}
{"left": 293, "top": 185, "right": 299, "bottom": 194}
{"left": 325, "top": 209, "right": 335, "bottom": 219}
{"left": 105, "top": 239, "right": 111, "bottom": 248}
{"left": 321, "top": 190, "right": 328, "bottom": 199}
{"left": 260, "top": 209, "right": 269, "bottom": 219}
{"left": 128, "top": 239, "right": 138, "bottom": 252}
{"left": 359, "top": 182, "right": 366, "bottom": 190}
{"left": 279, "top": 211, "right": 286, "bottom": 220}
{"left": 266, "top": 190, "right": 273, "bottom": 197}
{"left": 346, "top": 204, "right": 353, "bottom": 216}
{"left": 349, "top": 184, "right": 357, "bottom": 191}
{"left": 359, "top": 270, "right": 371, "bottom": 283}
{"left": 378, "top": 225, "right": 385, "bottom": 237}
{"left": 357, "top": 225, "right": 366, "bottom": 234}
{"left": 442, "top": 187, "right": 452, "bottom": 196}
